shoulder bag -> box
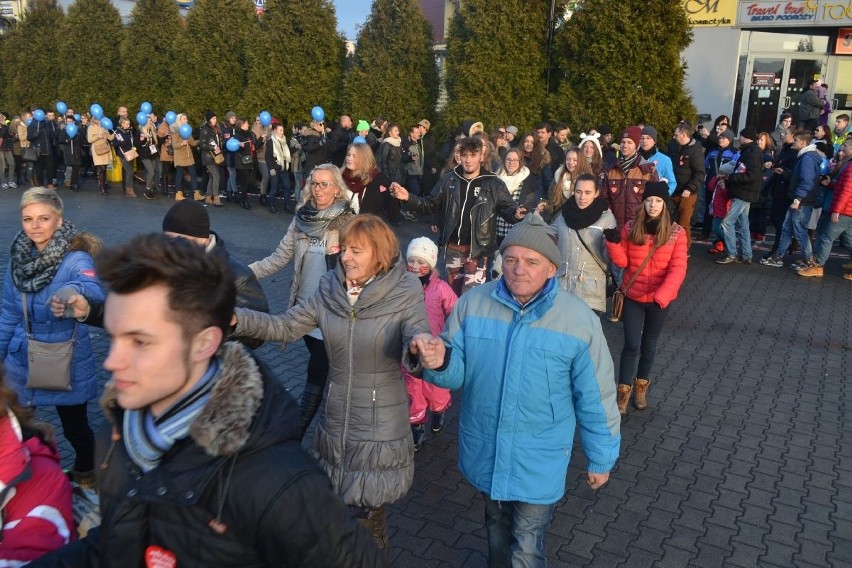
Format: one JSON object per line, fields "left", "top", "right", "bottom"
{"left": 609, "top": 243, "right": 658, "bottom": 322}
{"left": 22, "top": 123, "right": 39, "bottom": 162}
{"left": 122, "top": 147, "right": 139, "bottom": 161}
{"left": 212, "top": 151, "right": 225, "bottom": 165}
{"left": 574, "top": 229, "right": 617, "bottom": 297}
{"left": 21, "top": 293, "right": 75, "bottom": 391}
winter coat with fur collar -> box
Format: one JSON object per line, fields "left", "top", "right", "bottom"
{"left": 30, "top": 342, "right": 385, "bottom": 568}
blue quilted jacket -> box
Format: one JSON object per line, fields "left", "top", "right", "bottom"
{"left": 0, "top": 247, "right": 105, "bottom": 406}
{"left": 425, "top": 278, "right": 621, "bottom": 504}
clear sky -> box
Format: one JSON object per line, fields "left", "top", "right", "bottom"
{"left": 334, "top": 0, "right": 373, "bottom": 40}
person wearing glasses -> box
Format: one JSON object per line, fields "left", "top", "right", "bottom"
{"left": 246, "top": 164, "right": 355, "bottom": 438}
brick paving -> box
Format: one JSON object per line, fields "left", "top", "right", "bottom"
{"left": 1, "top": 182, "right": 850, "bottom": 567}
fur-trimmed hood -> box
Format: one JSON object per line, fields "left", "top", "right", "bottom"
{"left": 100, "top": 341, "right": 292, "bottom": 457}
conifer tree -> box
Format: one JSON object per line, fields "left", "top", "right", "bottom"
{"left": 441, "top": 0, "right": 550, "bottom": 133}
{"left": 174, "top": 0, "right": 257, "bottom": 123}
{"left": 341, "top": 0, "right": 438, "bottom": 127}
{"left": 0, "top": 0, "right": 65, "bottom": 113}
{"left": 244, "top": 0, "right": 345, "bottom": 125}
{"left": 551, "top": 0, "right": 695, "bottom": 134}
{"left": 120, "top": 0, "right": 184, "bottom": 110}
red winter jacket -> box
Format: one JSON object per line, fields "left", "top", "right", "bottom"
{"left": 830, "top": 162, "right": 852, "bottom": 217}
{"left": 606, "top": 222, "right": 688, "bottom": 309}
{"left": 0, "top": 412, "right": 75, "bottom": 564}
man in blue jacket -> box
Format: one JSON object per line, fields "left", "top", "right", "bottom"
{"left": 413, "top": 214, "right": 620, "bottom": 568}
{"left": 760, "top": 130, "right": 823, "bottom": 269}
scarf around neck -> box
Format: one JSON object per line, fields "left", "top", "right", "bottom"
{"left": 342, "top": 167, "right": 379, "bottom": 200}
{"left": 619, "top": 152, "right": 639, "bottom": 174}
{"left": 11, "top": 220, "right": 78, "bottom": 293}
{"left": 294, "top": 199, "right": 352, "bottom": 239}
{"left": 123, "top": 358, "right": 221, "bottom": 473}
{"left": 271, "top": 135, "right": 290, "bottom": 167}
{"left": 498, "top": 166, "right": 530, "bottom": 195}
{"left": 561, "top": 196, "right": 610, "bottom": 230}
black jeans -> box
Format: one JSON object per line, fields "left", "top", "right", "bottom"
{"left": 303, "top": 335, "right": 330, "bottom": 391}
{"left": 619, "top": 297, "right": 669, "bottom": 385}
{"left": 56, "top": 403, "right": 95, "bottom": 472}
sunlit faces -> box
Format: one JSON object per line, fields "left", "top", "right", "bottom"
{"left": 501, "top": 245, "right": 557, "bottom": 305}
{"left": 574, "top": 179, "right": 599, "bottom": 210}
{"left": 103, "top": 284, "right": 218, "bottom": 418}
{"left": 564, "top": 150, "right": 579, "bottom": 172}
{"left": 460, "top": 150, "right": 483, "bottom": 176}
{"left": 639, "top": 134, "right": 656, "bottom": 152}
{"left": 341, "top": 237, "right": 378, "bottom": 285}
{"left": 406, "top": 256, "right": 431, "bottom": 277}
{"left": 582, "top": 141, "right": 597, "bottom": 159}
{"left": 309, "top": 169, "right": 338, "bottom": 210}
{"left": 522, "top": 135, "right": 535, "bottom": 153}
{"left": 620, "top": 137, "right": 637, "bottom": 158}
{"left": 345, "top": 147, "right": 359, "bottom": 171}
{"left": 644, "top": 196, "right": 666, "bottom": 219}
{"left": 504, "top": 152, "right": 522, "bottom": 175}
{"left": 21, "top": 203, "right": 62, "bottom": 252}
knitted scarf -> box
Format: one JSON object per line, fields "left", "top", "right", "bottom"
{"left": 123, "top": 358, "right": 220, "bottom": 473}
{"left": 10, "top": 220, "right": 78, "bottom": 293}
{"left": 619, "top": 152, "right": 639, "bottom": 174}
{"left": 342, "top": 167, "right": 379, "bottom": 201}
{"left": 294, "top": 199, "right": 352, "bottom": 239}
{"left": 271, "top": 134, "right": 290, "bottom": 168}
{"left": 561, "top": 197, "right": 610, "bottom": 230}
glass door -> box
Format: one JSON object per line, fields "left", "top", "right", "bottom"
{"left": 826, "top": 57, "right": 852, "bottom": 119}
{"left": 784, "top": 58, "right": 827, "bottom": 124}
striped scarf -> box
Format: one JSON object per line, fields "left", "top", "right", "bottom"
{"left": 123, "top": 358, "right": 221, "bottom": 473}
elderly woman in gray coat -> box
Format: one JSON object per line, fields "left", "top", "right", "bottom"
{"left": 249, "top": 164, "right": 355, "bottom": 437}
{"left": 235, "top": 214, "right": 429, "bottom": 551}
{"left": 552, "top": 173, "right": 616, "bottom": 313}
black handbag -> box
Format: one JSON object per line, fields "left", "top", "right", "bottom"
{"left": 22, "top": 145, "right": 38, "bottom": 162}
{"left": 240, "top": 154, "right": 253, "bottom": 165}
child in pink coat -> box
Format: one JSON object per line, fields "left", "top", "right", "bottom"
{"left": 404, "top": 237, "right": 457, "bottom": 451}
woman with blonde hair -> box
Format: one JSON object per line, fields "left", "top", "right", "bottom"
{"left": 86, "top": 114, "right": 115, "bottom": 195}
{"left": 171, "top": 114, "right": 202, "bottom": 202}
{"left": 0, "top": 187, "right": 104, "bottom": 485}
{"left": 342, "top": 142, "right": 399, "bottom": 220}
{"left": 137, "top": 115, "right": 159, "bottom": 199}
{"left": 579, "top": 132, "right": 605, "bottom": 177}
{"left": 539, "top": 147, "right": 592, "bottom": 222}
{"left": 236, "top": 213, "right": 429, "bottom": 550}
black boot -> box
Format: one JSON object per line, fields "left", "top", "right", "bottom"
{"left": 299, "top": 384, "right": 324, "bottom": 438}
{"left": 412, "top": 424, "right": 426, "bottom": 451}
{"left": 241, "top": 196, "right": 252, "bottom": 210}
{"left": 259, "top": 194, "right": 268, "bottom": 206}
{"left": 431, "top": 412, "right": 445, "bottom": 434}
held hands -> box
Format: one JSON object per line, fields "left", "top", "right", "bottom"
{"left": 49, "top": 293, "right": 90, "bottom": 320}
{"left": 389, "top": 182, "right": 409, "bottom": 201}
{"left": 603, "top": 228, "right": 621, "bottom": 243}
{"left": 587, "top": 472, "right": 609, "bottom": 490}
{"left": 410, "top": 333, "right": 446, "bottom": 370}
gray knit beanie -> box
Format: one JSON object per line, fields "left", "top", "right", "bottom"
{"left": 499, "top": 213, "right": 561, "bottom": 267}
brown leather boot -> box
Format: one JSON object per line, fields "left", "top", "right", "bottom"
{"left": 205, "top": 195, "right": 213, "bottom": 205}
{"left": 616, "top": 384, "right": 632, "bottom": 415}
{"left": 633, "top": 378, "right": 650, "bottom": 410}
{"left": 357, "top": 507, "right": 388, "bottom": 550}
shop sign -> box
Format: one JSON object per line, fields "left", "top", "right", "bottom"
{"left": 738, "top": 0, "right": 852, "bottom": 27}
{"left": 836, "top": 27, "right": 852, "bottom": 53}
{"left": 683, "top": 0, "right": 736, "bottom": 27}
{"left": 752, "top": 72, "right": 777, "bottom": 86}
{"left": 0, "top": 1, "right": 15, "bottom": 17}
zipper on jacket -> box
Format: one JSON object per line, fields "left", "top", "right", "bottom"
{"left": 371, "top": 389, "right": 377, "bottom": 427}
{"left": 338, "top": 308, "right": 357, "bottom": 491}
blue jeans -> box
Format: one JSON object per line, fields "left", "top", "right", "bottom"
{"left": 619, "top": 297, "right": 669, "bottom": 385}
{"left": 174, "top": 165, "right": 198, "bottom": 196}
{"left": 776, "top": 205, "right": 813, "bottom": 260}
{"left": 482, "top": 493, "right": 555, "bottom": 568}
{"left": 814, "top": 213, "right": 852, "bottom": 265}
{"left": 268, "top": 169, "right": 292, "bottom": 202}
{"left": 720, "top": 198, "right": 752, "bottom": 259}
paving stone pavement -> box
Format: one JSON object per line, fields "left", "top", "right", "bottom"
{"left": 0, "top": 183, "right": 850, "bottom": 567}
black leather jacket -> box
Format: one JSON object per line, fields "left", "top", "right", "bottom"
{"left": 405, "top": 166, "right": 519, "bottom": 259}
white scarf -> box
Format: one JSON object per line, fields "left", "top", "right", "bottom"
{"left": 498, "top": 166, "right": 530, "bottom": 195}
{"left": 272, "top": 134, "right": 291, "bottom": 167}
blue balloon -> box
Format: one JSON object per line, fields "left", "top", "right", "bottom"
{"left": 178, "top": 123, "right": 192, "bottom": 140}
{"left": 90, "top": 104, "right": 104, "bottom": 120}
{"left": 65, "top": 123, "right": 78, "bottom": 139}
{"left": 136, "top": 111, "right": 149, "bottom": 127}
{"left": 25, "top": 118, "right": 32, "bottom": 126}
{"left": 820, "top": 157, "right": 830, "bottom": 176}
{"left": 259, "top": 110, "right": 272, "bottom": 127}
{"left": 56, "top": 101, "right": 67, "bottom": 114}
{"left": 311, "top": 106, "right": 325, "bottom": 122}
{"left": 73, "top": 113, "right": 81, "bottom": 122}
{"left": 165, "top": 111, "right": 177, "bottom": 125}
{"left": 140, "top": 101, "right": 153, "bottom": 114}
{"left": 100, "top": 117, "right": 113, "bottom": 131}
{"left": 33, "top": 109, "right": 45, "bottom": 122}
{"left": 226, "top": 137, "right": 241, "bottom": 152}
{"left": 353, "top": 136, "right": 367, "bottom": 144}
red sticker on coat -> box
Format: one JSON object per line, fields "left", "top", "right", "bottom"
{"left": 379, "top": 185, "right": 387, "bottom": 192}
{"left": 81, "top": 269, "right": 96, "bottom": 278}
{"left": 145, "top": 546, "right": 176, "bottom": 568}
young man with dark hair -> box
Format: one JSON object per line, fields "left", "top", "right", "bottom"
{"left": 536, "top": 121, "right": 565, "bottom": 176}
{"left": 392, "top": 137, "right": 525, "bottom": 295}
{"left": 34, "top": 234, "right": 383, "bottom": 567}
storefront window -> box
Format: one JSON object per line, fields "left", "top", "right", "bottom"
{"left": 744, "top": 31, "right": 829, "bottom": 53}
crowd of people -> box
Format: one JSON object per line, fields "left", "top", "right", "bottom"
{"left": 1, "top": 89, "right": 851, "bottom": 567}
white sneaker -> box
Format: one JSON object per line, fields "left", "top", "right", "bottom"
{"left": 1, "top": 183, "right": 8, "bottom": 189}
{"left": 8, "top": 182, "right": 17, "bottom": 189}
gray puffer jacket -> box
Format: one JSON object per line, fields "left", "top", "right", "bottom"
{"left": 235, "top": 256, "right": 429, "bottom": 507}
{"left": 552, "top": 210, "right": 616, "bottom": 313}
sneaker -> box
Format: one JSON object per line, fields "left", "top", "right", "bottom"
{"left": 790, "top": 261, "right": 808, "bottom": 271}
{"left": 401, "top": 211, "right": 417, "bottom": 222}
{"left": 716, "top": 255, "right": 737, "bottom": 265}
{"left": 431, "top": 412, "right": 445, "bottom": 434}
{"left": 8, "top": 182, "right": 16, "bottom": 189}
{"left": 411, "top": 424, "right": 426, "bottom": 452}
{"left": 760, "top": 256, "right": 783, "bottom": 267}
{"left": 797, "top": 264, "right": 824, "bottom": 277}
{"left": 707, "top": 241, "right": 725, "bottom": 255}
{"left": 735, "top": 257, "right": 753, "bottom": 265}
